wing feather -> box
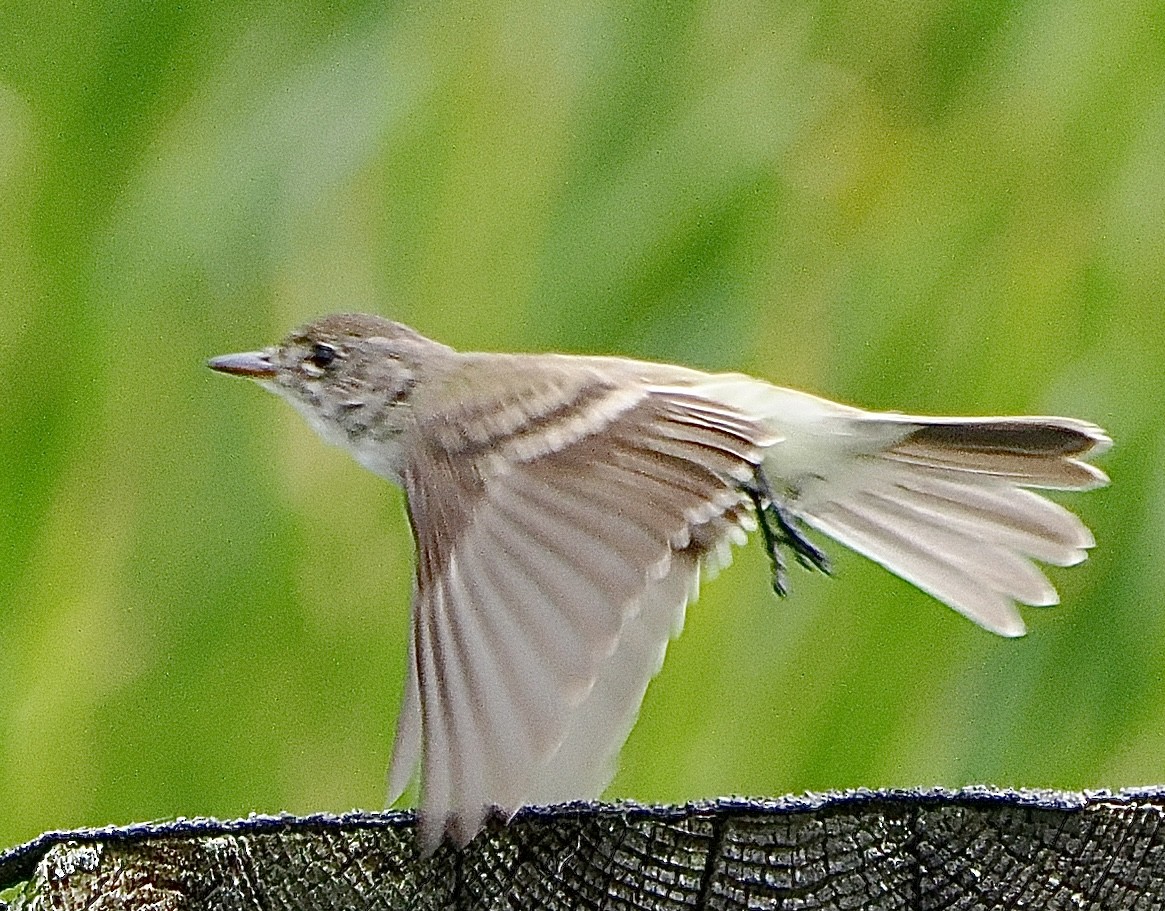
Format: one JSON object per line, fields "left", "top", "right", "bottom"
{"left": 453, "top": 538, "right": 574, "bottom": 745}
{"left": 450, "top": 551, "right": 571, "bottom": 846}
{"left": 386, "top": 637, "right": 422, "bottom": 804}
{"left": 531, "top": 552, "right": 700, "bottom": 803}
{"left": 427, "top": 563, "right": 491, "bottom": 849}
{"left": 401, "top": 385, "right": 770, "bottom": 849}
{"left": 413, "top": 594, "right": 453, "bottom": 848}
{"left": 487, "top": 488, "right": 629, "bottom": 643}
{"left": 605, "top": 436, "right": 754, "bottom": 520}
{"left": 473, "top": 511, "right": 599, "bottom": 700}
{"left": 518, "top": 465, "right": 674, "bottom": 570}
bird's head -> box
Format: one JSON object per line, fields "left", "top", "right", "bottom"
{"left": 209, "top": 313, "right": 451, "bottom": 479}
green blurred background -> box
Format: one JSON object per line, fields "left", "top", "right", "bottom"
{"left": 1, "top": 0, "right": 1162, "bottom": 852}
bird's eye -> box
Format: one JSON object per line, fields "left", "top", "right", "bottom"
{"left": 307, "top": 343, "right": 337, "bottom": 370}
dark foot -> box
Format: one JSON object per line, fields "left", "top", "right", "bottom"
{"left": 744, "top": 471, "right": 831, "bottom": 597}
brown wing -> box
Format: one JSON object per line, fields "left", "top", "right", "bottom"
{"left": 393, "top": 368, "right": 773, "bottom": 851}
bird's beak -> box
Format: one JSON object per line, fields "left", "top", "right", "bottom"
{"left": 207, "top": 351, "right": 278, "bottom": 379}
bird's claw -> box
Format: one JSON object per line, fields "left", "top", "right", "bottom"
{"left": 745, "top": 471, "right": 831, "bottom": 597}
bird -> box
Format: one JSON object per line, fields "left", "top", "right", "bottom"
{"left": 208, "top": 312, "right": 1110, "bottom": 853}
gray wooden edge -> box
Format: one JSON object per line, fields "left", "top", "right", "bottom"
{"left": 3, "top": 786, "right": 1165, "bottom": 910}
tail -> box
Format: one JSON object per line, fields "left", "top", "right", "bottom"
{"left": 703, "top": 380, "right": 1111, "bottom": 636}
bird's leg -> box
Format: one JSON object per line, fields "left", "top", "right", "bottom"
{"left": 769, "top": 493, "right": 831, "bottom": 575}
{"left": 745, "top": 470, "right": 831, "bottom": 597}
{"left": 746, "top": 483, "right": 789, "bottom": 595}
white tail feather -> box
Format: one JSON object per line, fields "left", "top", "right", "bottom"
{"left": 702, "top": 381, "right": 1110, "bottom": 636}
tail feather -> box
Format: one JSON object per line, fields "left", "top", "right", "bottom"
{"left": 857, "top": 488, "right": 1059, "bottom": 605}
{"left": 770, "top": 408, "right": 1109, "bottom": 636}
{"left": 897, "top": 418, "right": 1106, "bottom": 457}
{"left": 884, "top": 417, "right": 1110, "bottom": 489}
{"left": 872, "top": 467, "right": 1094, "bottom": 566}
{"left": 805, "top": 498, "right": 1032, "bottom": 635}
{"left": 691, "top": 380, "right": 1107, "bottom": 634}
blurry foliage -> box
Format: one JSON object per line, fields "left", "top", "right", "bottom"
{"left": 1, "top": 0, "right": 1162, "bottom": 850}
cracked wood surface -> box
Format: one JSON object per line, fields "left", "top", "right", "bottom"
{"left": 2, "top": 787, "right": 1164, "bottom": 909}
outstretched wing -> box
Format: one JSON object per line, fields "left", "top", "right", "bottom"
{"left": 393, "top": 359, "right": 774, "bottom": 852}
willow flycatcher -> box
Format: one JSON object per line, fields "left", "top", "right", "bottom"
{"left": 210, "top": 313, "right": 1109, "bottom": 852}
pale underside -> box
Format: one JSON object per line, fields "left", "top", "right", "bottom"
{"left": 385, "top": 353, "right": 1109, "bottom": 852}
